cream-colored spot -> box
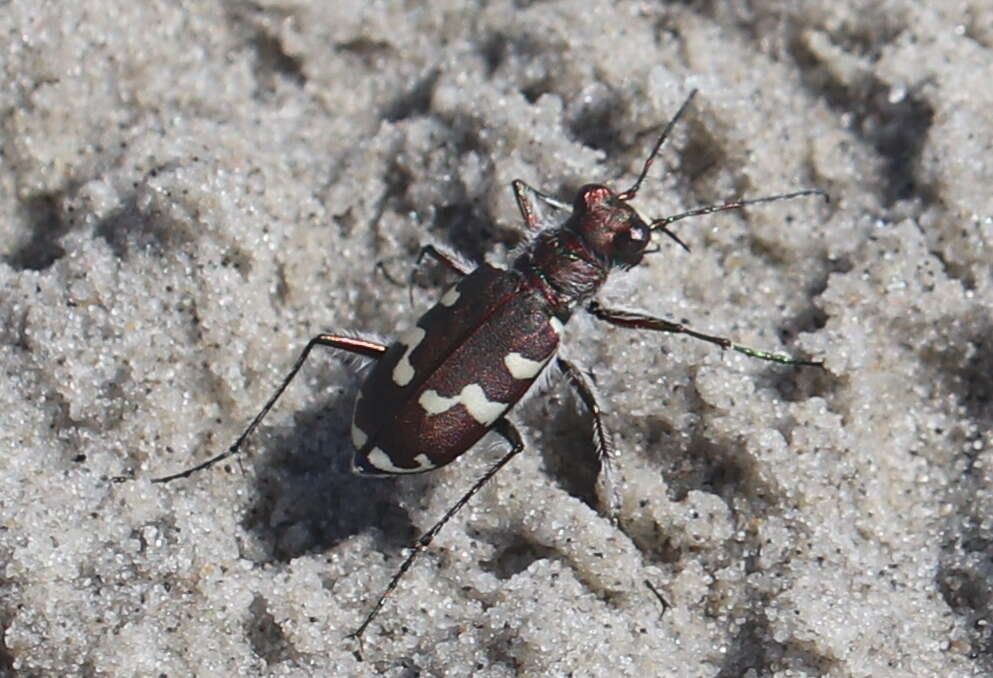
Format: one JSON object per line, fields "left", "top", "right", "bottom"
{"left": 365, "top": 447, "right": 434, "bottom": 474}
{"left": 504, "top": 352, "right": 545, "bottom": 379}
{"left": 460, "top": 384, "right": 507, "bottom": 425}
{"left": 419, "top": 389, "right": 459, "bottom": 414}
{"left": 351, "top": 423, "right": 368, "bottom": 448}
{"left": 549, "top": 317, "right": 565, "bottom": 336}
{"left": 350, "top": 392, "right": 367, "bottom": 448}
{"left": 439, "top": 284, "right": 461, "bottom": 307}
{"left": 419, "top": 384, "right": 508, "bottom": 426}
{"left": 392, "top": 326, "right": 426, "bottom": 386}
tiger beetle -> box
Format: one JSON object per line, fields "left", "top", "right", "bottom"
{"left": 153, "top": 90, "right": 827, "bottom": 652}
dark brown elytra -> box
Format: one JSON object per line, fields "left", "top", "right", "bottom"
{"left": 153, "top": 90, "right": 827, "bottom": 656}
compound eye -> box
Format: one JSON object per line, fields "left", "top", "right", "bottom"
{"left": 614, "top": 220, "right": 651, "bottom": 261}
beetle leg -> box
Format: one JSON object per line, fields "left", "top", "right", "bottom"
{"left": 152, "top": 334, "right": 388, "bottom": 483}
{"left": 349, "top": 418, "right": 525, "bottom": 651}
{"left": 406, "top": 243, "right": 474, "bottom": 307}
{"left": 416, "top": 243, "right": 475, "bottom": 276}
{"left": 644, "top": 579, "right": 670, "bottom": 617}
{"left": 512, "top": 179, "right": 571, "bottom": 232}
{"left": 556, "top": 357, "right": 619, "bottom": 520}
{"left": 381, "top": 243, "right": 476, "bottom": 293}
{"left": 587, "top": 300, "right": 822, "bottom": 367}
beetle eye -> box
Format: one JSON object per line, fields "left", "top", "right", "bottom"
{"left": 614, "top": 221, "right": 650, "bottom": 261}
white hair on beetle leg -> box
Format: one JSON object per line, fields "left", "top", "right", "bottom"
{"left": 513, "top": 349, "right": 562, "bottom": 410}
{"left": 556, "top": 348, "right": 622, "bottom": 521}
{"left": 323, "top": 330, "right": 391, "bottom": 374}
{"left": 421, "top": 240, "right": 478, "bottom": 275}
{"left": 477, "top": 425, "right": 523, "bottom": 457}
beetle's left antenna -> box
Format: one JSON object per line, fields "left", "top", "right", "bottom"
{"left": 617, "top": 89, "right": 697, "bottom": 202}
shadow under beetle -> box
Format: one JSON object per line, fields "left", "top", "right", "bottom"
{"left": 154, "top": 90, "right": 827, "bottom": 652}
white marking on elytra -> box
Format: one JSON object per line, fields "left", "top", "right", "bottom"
{"left": 351, "top": 391, "right": 368, "bottom": 448}
{"left": 504, "top": 352, "right": 546, "bottom": 380}
{"left": 351, "top": 423, "right": 368, "bottom": 448}
{"left": 461, "top": 384, "right": 508, "bottom": 425}
{"left": 419, "top": 384, "right": 507, "bottom": 426}
{"left": 439, "top": 284, "right": 460, "bottom": 307}
{"left": 514, "top": 348, "right": 560, "bottom": 409}
{"left": 366, "top": 447, "right": 435, "bottom": 474}
{"left": 392, "top": 326, "right": 426, "bottom": 386}
{"left": 549, "top": 316, "right": 564, "bottom": 337}
{"left": 419, "top": 389, "right": 459, "bottom": 415}
{"left": 413, "top": 453, "right": 434, "bottom": 469}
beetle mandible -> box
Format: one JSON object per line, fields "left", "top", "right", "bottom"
{"left": 154, "top": 89, "right": 827, "bottom": 648}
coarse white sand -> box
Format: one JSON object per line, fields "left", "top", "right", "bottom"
{"left": 2, "top": 2, "right": 991, "bottom": 676}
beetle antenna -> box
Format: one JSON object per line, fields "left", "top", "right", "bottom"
{"left": 617, "top": 89, "right": 698, "bottom": 202}
{"left": 649, "top": 189, "right": 828, "bottom": 230}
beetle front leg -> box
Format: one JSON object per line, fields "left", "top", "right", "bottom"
{"left": 512, "top": 179, "right": 571, "bottom": 232}
{"left": 152, "top": 334, "right": 388, "bottom": 483}
{"left": 587, "top": 300, "right": 822, "bottom": 367}
{"left": 349, "top": 418, "right": 525, "bottom": 654}
{"left": 557, "top": 357, "right": 620, "bottom": 520}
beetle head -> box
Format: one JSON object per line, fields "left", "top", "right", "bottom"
{"left": 564, "top": 90, "right": 824, "bottom": 268}
{"left": 571, "top": 184, "right": 652, "bottom": 268}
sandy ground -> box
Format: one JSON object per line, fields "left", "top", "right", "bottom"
{"left": 2, "top": 2, "right": 992, "bottom": 676}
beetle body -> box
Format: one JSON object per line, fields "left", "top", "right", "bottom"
{"left": 351, "top": 183, "right": 644, "bottom": 476}
{"left": 153, "top": 90, "right": 825, "bottom": 651}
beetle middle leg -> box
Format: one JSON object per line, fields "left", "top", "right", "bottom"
{"left": 587, "top": 300, "right": 822, "bottom": 367}
{"left": 415, "top": 243, "right": 474, "bottom": 276}
{"left": 404, "top": 243, "right": 475, "bottom": 306}
{"left": 349, "top": 418, "right": 525, "bottom": 651}
{"left": 153, "top": 334, "right": 388, "bottom": 483}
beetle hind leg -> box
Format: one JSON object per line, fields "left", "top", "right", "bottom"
{"left": 152, "top": 334, "right": 388, "bottom": 484}
{"left": 349, "top": 418, "right": 525, "bottom": 653}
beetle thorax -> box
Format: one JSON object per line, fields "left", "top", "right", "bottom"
{"left": 515, "top": 183, "right": 654, "bottom": 311}
{"left": 519, "top": 229, "right": 609, "bottom": 308}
